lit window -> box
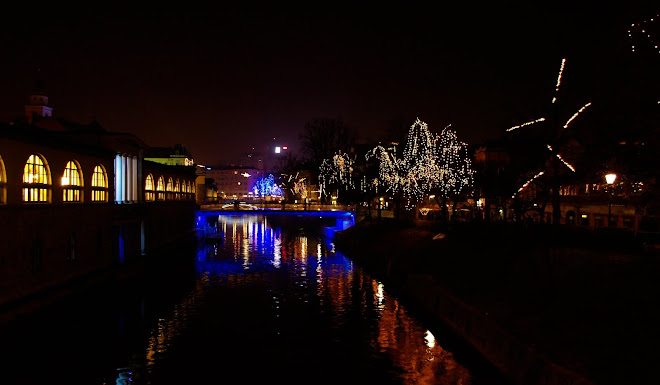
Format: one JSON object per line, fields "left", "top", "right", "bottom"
{"left": 174, "top": 179, "right": 181, "bottom": 199}
{"left": 145, "top": 174, "right": 155, "bottom": 201}
{"left": 22, "top": 154, "right": 51, "bottom": 202}
{"left": 62, "top": 161, "right": 83, "bottom": 202}
{"left": 0, "top": 155, "right": 6, "bottom": 204}
{"left": 186, "top": 180, "right": 191, "bottom": 194}
{"left": 91, "top": 165, "right": 108, "bottom": 202}
{"left": 156, "top": 176, "right": 165, "bottom": 201}
{"left": 166, "top": 177, "right": 174, "bottom": 200}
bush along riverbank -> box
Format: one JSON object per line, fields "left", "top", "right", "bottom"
{"left": 333, "top": 220, "right": 660, "bottom": 385}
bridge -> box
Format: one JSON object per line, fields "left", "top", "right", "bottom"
{"left": 195, "top": 204, "right": 356, "bottom": 241}
{"left": 199, "top": 202, "right": 355, "bottom": 213}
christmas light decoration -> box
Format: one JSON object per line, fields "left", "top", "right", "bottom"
{"left": 367, "top": 118, "right": 474, "bottom": 209}
{"left": 552, "top": 58, "right": 566, "bottom": 104}
{"left": 628, "top": 14, "right": 660, "bottom": 53}
{"left": 435, "top": 125, "right": 475, "bottom": 203}
{"left": 547, "top": 145, "right": 575, "bottom": 172}
{"left": 319, "top": 150, "right": 355, "bottom": 198}
{"left": 292, "top": 177, "right": 308, "bottom": 200}
{"left": 252, "top": 174, "right": 283, "bottom": 198}
{"left": 507, "top": 58, "right": 590, "bottom": 197}
{"left": 507, "top": 117, "right": 546, "bottom": 132}
{"left": 563, "top": 102, "right": 592, "bottom": 129}
{"left": 513, "top": 171, "right": 545, "bottom": 198}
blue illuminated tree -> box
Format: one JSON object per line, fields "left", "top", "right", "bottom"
{"left": 252, "top": 174, "right": 283, "bottom": 198}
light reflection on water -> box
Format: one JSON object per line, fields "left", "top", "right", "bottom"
{"left": 1, "top": 213, "right": 506, "bottom": 385}
{"left": 133, "top": 213, "right": 475, "bottom": 384}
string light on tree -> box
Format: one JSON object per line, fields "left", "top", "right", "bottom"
{"left": 512, "top": 171, "right": 545, "bottom": 198}
{"left": 367, "top": 118, "right": 474, "bottom": 210}
{"left": 319, "top": 150, "right": 355, "bottom": 198}
{"left": 552, "top": 58, "right": 566, "bottom": 104}
{"left": 546, "top": 145, "right": 576, "bottom": 172}
{"left": 252, "top": 174, "right": 283, "bottom": 198}
{"left": 507, "top": 118, "right": 546, "bottom": 132}
{"left": 628, "top": 14, "right": 660, "bottom": 54}
{"left": 292, "top": 177, "right": 308, "bottom": 200}
{"left": 434, "top": 125, "right": 475, "bottom": 203}
{"left": 563, "top": 102, "right": 592, "bottom": 129}
{"left": 506, "top": 58, "right": 590, "bottom": 197}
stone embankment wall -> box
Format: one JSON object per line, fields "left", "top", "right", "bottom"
{"left": 334, "top": 230, "right": 596, "bottom": 385}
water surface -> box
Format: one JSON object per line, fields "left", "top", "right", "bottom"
{"left": 1, "top": 213, "right": 509, "bottom": 384}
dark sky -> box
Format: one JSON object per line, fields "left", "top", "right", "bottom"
{"left": 0, "top": 3, "right": 658, "bottom": 165}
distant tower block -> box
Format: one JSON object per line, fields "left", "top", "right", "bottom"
{"left": 24, "top": 77, "right": 53, "bottom": 124}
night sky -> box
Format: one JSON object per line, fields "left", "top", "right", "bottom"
{"left": 0, "top": 4, "right": 657, "bottom": 165}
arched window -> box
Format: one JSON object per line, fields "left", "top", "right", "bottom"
{"left": 91, "top": 165, "right": 108, "bottom": 202}
{"left": 23, "top": 154, "right": 51, "bottom": 202}
{"left": 186, "top": 180, "right": 191, "bottom": 194}
{"left": 192, "top": 182, "right": 196, "bottom": 194}
{"left": 145, "top": 174, "right": 155, "bottom": 201}
{"left": 174, "top": 179, "right": 181, "bottom": 200}
{"left": 156, "top": 176, "right": 165, "bottom": 201}
{"left": 166, "top": 177, "right": 174, "bottom": 200}
{"left": 0, "top": 155, "right": 6, "bottom": 204}
{"left": 62, "top": 160, "right": 83, "bottom": 202}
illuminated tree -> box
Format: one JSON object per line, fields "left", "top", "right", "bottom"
{"left": 367, "top": 118, "right": 474, "bottom": 217}
{"left": 252, "top": 174, "right": 283, "bottom": 198}
{"left": 319, "top": 150, "right": 356, "bottom": 202}
{"left": 280, "top": 171, "right": 309, "bottom": 203}
{"left": 431, "top": 125, "right": 475, "bottom": 221}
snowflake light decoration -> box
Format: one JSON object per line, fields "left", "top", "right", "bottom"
{"left": 507, "top": 58, "right": 591, "bottom": 197}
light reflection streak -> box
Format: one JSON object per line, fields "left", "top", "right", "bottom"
{"left": 142, "top": 281, "right": 205, "bottom": 376}
{"left": 242, "top": 220, "right": 249, "bottom": 262}
{"left": 425, "top": 330, "right": 436, "bottom": 349}
{"left": 273, "top": 228, "right": 281, "bottom": 268}
{"left": 300, "top": 236, "right": 307, "bottom": 263}
{"left": 374, "top": 286, "right": 471, "bottom": 384}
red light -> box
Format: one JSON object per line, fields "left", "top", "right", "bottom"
{"left": 282, "top": 146, "right": 288, "bottom": 150}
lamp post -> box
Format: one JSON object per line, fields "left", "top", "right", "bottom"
{"left": 605, "top": 173, "right": 617, "bottom": 227}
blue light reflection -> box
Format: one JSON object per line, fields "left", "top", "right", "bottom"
{"left": 195, "top": 211, "right": 354, "bottom": 278}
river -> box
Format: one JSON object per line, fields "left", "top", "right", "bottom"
{"left": 1, "top": 212, "right": 510, "bottom": 384}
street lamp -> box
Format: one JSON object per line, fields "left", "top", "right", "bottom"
{"left": 605, "top": 173, "right": 617, "bottom": 227}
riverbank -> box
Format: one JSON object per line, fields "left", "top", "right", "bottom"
{"left": 333, "top": 220, "right": 660, "bottom": 385}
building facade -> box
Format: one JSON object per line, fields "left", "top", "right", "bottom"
{"left": 0, "top": 87, "right": 197, "bottom": 315}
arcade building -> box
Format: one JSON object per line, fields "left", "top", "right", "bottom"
{"left": 0, "top": 84, "right": 197, "bottom": 314}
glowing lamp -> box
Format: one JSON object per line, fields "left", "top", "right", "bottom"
{"left": 275, "top": 146, "right": 281, "bottom": 154}
{"left": 605, "top": 173, "right": 617, "bottom": 184}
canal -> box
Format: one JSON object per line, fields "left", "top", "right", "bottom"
{"left": 1, "top": 212, "right": 511, "bottom": 384}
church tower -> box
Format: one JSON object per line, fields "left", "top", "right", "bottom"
{"left": 24, "top": 70, "right": 53, "bottom": 124}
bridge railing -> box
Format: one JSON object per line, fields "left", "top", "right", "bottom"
{"left": 199, "top": 202, "right": 355, "bottom": 212}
